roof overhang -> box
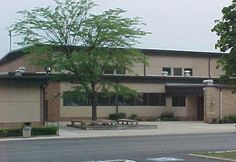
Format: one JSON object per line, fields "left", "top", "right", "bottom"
{"left": 165, "top": 83, "right": 205, "bottom": 96}
{"left": 0, "top": 72, "right": 46, "bottom": 86}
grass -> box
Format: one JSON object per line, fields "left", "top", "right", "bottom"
{"left": 194, "top": 151, "right": 236, "bottom": 160}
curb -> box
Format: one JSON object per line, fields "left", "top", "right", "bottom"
{"left": 189, "top": 153, "right": 236, "bottom": 162}
{"left": 0, "top": 131, "right": 235, "bottom": 142}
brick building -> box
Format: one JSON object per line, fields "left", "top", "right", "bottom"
{"left": 0, "top": 47, "right": 235, "bottom": 124}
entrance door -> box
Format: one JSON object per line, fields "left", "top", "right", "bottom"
{"left": 197, "top": 95, "right": 204, "bottom": 120}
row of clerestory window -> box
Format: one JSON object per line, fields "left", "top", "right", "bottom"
{"left": 162, "top": 67, "right": 193, "bottom": 76}
{"left": 63, "top": 92, "right": 186, "bottom": 107}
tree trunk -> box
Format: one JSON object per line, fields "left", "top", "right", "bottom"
{"left": 91, "top": 82, "right": 97, "bottom": 121}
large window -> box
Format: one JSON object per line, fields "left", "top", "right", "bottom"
{"left": 116, "top": 67, "right": 126, "bottom": 74}
{"left": 63, "top": 92, "right": 166, "bottom": 106}
{"left": 63, "top": 92, "right": 91, "bottom": 106}
{"left": 103, "top": 69, "right": 114, "bottom": 74}
{"left": 172, "top": 96, "right": 186, "bottom": 107}
{"left": 143, "top": 93, "right": 166, "bottom": 106}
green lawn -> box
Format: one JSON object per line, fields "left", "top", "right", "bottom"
{"left": 195, "top": 151, "right": 236, "bottom": 160}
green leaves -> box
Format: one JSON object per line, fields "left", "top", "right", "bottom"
{"left": 11, "top": 0, "right": 149, "bottom": 119}
{"left": 212, "top": 0, "right": 236, "bottom": 83}
{"left": 212, "top": 0, "right": 236, "bottom": 52}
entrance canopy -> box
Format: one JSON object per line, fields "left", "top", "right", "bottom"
{"left": 165, "top": 83, "right": 204, "bottom": 96}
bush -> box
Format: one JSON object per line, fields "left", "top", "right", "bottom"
{"left": 0, "top": 126, "right": 58, "bottom": 137}
{"left": 109, "top": 112, "right": 126, "bottom": 120}
{"left": 145, "top": 117, "right": 158, "bottom": 121}
{"left": 0, "top": 128, "right": 22, "bottom": 137}
{"left": 160, "top": 112, "right": 177, "bottom": 121}
{"left": 222, "top": 115, "right": 236, "bottom": 123}
{"left": 228, "top": 115, "right": 236, "bottom": 122}
{"left": 31, "top": 126, "right": 58, "bottom": 136}
{"left": 129, "top": 114, "right": 138, "bottom": 120}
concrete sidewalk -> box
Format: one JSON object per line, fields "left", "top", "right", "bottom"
{"left": 0, "top": 121, "right": 235, "bottom": 142}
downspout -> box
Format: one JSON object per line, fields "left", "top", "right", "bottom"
{"left": 203, "top": 87, "right": 207, "bottom": 122}
{"left": 208, "top": 56, "right": 211, "bottom": 78}
{"left": 219, "top": 88, "right": 223, "bottom": 120}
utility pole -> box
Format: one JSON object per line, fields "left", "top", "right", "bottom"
{"left": 9, "top": 30, "right": 12, "bottom": 51}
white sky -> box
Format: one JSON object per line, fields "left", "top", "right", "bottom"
{"left": 0, "top": 0, "right": 232, "bottom": 58}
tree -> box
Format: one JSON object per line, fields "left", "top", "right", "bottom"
{"left": 212, "top": 0, "right": 236, "bottom": 83}
{"left": 11, "top": 0, "right": 149, "bottom": 120}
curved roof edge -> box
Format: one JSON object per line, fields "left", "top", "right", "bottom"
{"left": 0, "top": 46, "right": 225, "bottom": 66}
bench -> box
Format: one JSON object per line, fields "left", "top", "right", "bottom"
{"left": 117, "top": 119, "right": 138, "bottom": 126}
{"left": 71, "top": 119, "right": 117, "bottom": 126}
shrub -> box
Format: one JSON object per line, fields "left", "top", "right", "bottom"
{"left": 109, "top": 112, "right": 127, "bottom": 120}
{"left": 145, "top": 117, "right": 158, "bottom": 121}
{"left": 129, "top": 114, "right": 138, "bottom": 120}
{"left": 0, "top": 128, "right": 22, "bottom": 137}
{"left": 160, "top": 112, "right": 177, "bottom": 121}
{"left": 222, "top": 115, "right": 236, "bottom": 123}
{"left": 0, "top": 126, "right": 58, "bottom": 137}
{"left": 228, "top": 115, "right": 236, "bottom": 122}
{"left": 31, "top": 126, "right": 58, "bottom": 136}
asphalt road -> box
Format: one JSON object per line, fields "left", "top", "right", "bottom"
{"left": 1, "top": 133, "right": 236, "bottom": 162}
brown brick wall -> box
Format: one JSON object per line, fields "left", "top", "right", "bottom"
{"left": 222, "top": 89, "right": 236, "bottom": 117}
{"left": 0, "top": 55, "right": 43, "bottom": 72}
{"left": 45, "top": 83, "right": 61, "bottom": 121}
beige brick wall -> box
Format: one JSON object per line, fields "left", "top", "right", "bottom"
{"left": 132, "top": 55, "right": 221, "bottom": 77}
{"left": 204, "top": 87, "right": 236, "bottom": 123}
{"left": 0, "top": 83, "right": 41, "bottom": 123}
{"left": 204, "top": 87, "right": 220, "bottom": 123}
{"left": 222, "top": 89, "right": 236, "bottom": 117}
{"left": 60, "top": 106, "right": 166, "bottom": 119}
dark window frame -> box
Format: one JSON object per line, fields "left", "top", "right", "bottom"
{"left": 172, "top": 96, "right": 186, "bottom": 107}
{"left": 63, "top": 92, "right": 166, "bottom": 107}
{"left": 116, "top": 67, "right": 126, "bottom": 75}
{"left": 103, "top": 69, "right": 114, "bottom": 74}
{"left": 173, "top": 67, "right": 182, "bottom": 76}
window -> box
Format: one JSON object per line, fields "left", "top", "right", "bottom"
{"left": 143, "top": 93, "right": 166, "bottom": 106}
{"left": 104, "top": 69, "right": 114, "bottom": 74}
{"left": 184, "top": 68, "right": 193, "bottom": 76}
{"left": 172, "top": 96, "right": 186, "bottom": 107}
{"left": 97, "top": 93, "right": 110, "bottom": 106}
{"left": 63, "top": 92, "right": 166, "bottom": 106}
{"left": 173, "top": 68, "right": 182, "bottom": 76}
{"left": 103, "top": 68, "right": 126, "bottom": 75}
{"left": 63, "top": 92, "right": 90, "bottom": 106}
{"left": 123, "top": 95, "right": 142, "bottom": 106}
{"left": 162, "top": 67, "right": 171, "bottom": 76}
{"left": 116, "top": 67, "right": 126, "bottom": 75}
